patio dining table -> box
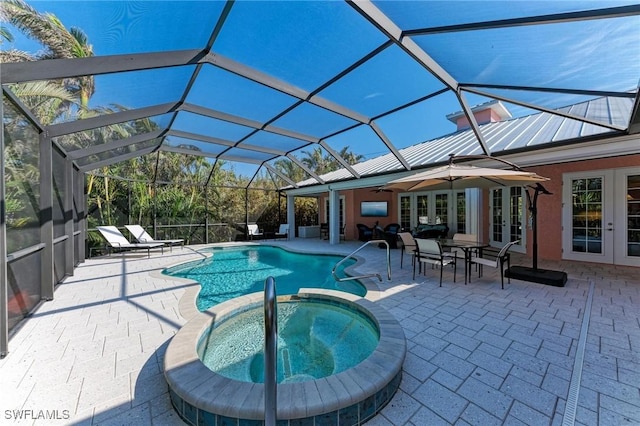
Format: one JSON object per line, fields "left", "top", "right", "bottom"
{"left": 432, "top": 238, "right": 490, "bottom": 284}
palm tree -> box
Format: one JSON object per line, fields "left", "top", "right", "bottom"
{"left": 331, "top": 146, "right": 365, "bottom": 169}
{"left": 1, "top": 0, "right": 95, "bottom": 107}
{"left": 300, "top": 146, "right": 330, "bottom": 175}
{"left": 0, "top": 18, "right": 80, "bottom": 124}
{"left": 274, "top": 157, "right": 306, "bottom": 182}
{"left": 300, "top": 145, "right": 364, "bottom": 175}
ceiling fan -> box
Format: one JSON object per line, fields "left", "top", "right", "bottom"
{"left": 370, "top": 187, "right": 393, "bottom": 193}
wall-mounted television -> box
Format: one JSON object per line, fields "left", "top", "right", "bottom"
{"left": 360, "top": 201, "right": 388, "bottom": 217}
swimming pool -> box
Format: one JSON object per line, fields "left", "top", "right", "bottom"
{"left": 162, "top": 245, "right": 367, "bottom": 310}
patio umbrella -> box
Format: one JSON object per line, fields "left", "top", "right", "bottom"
{"left": 384, "top": 154, "right": 566, "bottom": 286}
{"left": 383, "top": 162, "right": 549, "bottom": 192}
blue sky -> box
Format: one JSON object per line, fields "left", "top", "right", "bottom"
{"left": 4, "top": 1, "right": 639, "bottom": 177}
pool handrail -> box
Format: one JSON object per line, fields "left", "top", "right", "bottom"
{"left": 332, "top": 239, "right": 391, "bottom": 283}
{"left": 264, "top": 276, "right": 277, "bottom": 426}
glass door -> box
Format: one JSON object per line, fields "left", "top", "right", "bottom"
{"left": 614, "top": 171, "right": 640, "bottom": 266}
{"left": 566, "top": 168, "right": 640, "bottom": 266}
{"left": 489, "top": 187, "right": 525, "bottom": 252}
{"left": 399, "top": 191, "right": 473, "bottom": 237}
{"left": 565, "top": 174, "right": 610, "bottom": 262}
{"left": 416, "top": 194, "right": 429, "bottom": 225}
{"left": 399, "top": 195, "right": 412, "bottom": 231}
{"left": 620, "top": 173, "right": 640, "bottom": 265}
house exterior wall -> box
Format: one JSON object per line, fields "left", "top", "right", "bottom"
{"left": 320, "top": 190, "right": 396, "bottom": 240}
{"left": 334, "top": 153, "right": 639, "bottom": 264}
{"left": 525, "top": 153, "right": 640, "bottom": 262}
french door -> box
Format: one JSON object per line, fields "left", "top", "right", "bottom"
{"left": 489, "top": 187, "right": 525, "bottom": 253}
{"left": 398, "top": 191, "right": 465, "bottom": 233}
{"left": 562, "top": 168, "right": 640, "bottom": 266}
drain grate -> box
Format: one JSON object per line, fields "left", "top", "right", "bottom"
{"left": 562, "top": 280, "right": 595, "bottom": 426}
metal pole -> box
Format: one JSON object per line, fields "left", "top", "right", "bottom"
{"left": 128, "top": 180, "right": 131, "bottom": 227}
{"left": 531, "top": 189, "right": 539, "bottom": 270}
{"left": 64, "top": 156, "right": 74, "bottom": 275}
{"left": 245, "top": 189, "right": 249, "bottom": 240}
{"left": 0, "top": 99, "right": 8, "bottom": 357}
{"left": 40, "top": 131, "right": 54, "bottom": 301}
{"left": 527, "top": 183, "right": 551, "bottom": 271}
{"left": 204, "top": 186, "right": 209, "bottom": 244}
{"left": 264, "top": 276, "right": 277, "bottom": 426}
{"left": 153, "top": 182, "right": 157, "bottom": 238}
{"left": 79, "top": 170, "right": 87, "bottom": 261}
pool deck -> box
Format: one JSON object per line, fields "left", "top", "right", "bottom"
{"left": 1, "top": 239, "right": 639, "bottom": 425}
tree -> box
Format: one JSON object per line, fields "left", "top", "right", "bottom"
{"left": 334, "top": 146, "right": 365, "bottom": 167}
{"left": 1, "top": 0, "right": 95, "bottom": 107}
{"left": 300, "top": 147, "right": 330, "bottom": 175}
{"left": 274, "top": 157, "right": 306, "bottom": 183}
{"left": 299, "top": 145, "right": 364, "bottom": 175}
{"left": 2, "top": 1, "right": 369, "bottom": 246}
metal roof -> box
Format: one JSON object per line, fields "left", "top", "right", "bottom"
{"left": 294, "top": 96, "right": 635, "bottom": 187}
{"left": 2, "top": 1, "right": 639, "bottom": 190}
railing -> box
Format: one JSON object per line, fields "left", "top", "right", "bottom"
{"left": 184, "top": 247, "right": 208, "bottom": 259}
{"left": 264, "top": 276, "right": 277, "bottom": 426}
{"left": 332, "top": 239, "right": 391, "bottom": 283}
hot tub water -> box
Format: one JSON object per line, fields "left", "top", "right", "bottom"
{"left": 198, "top": 298, "right": 379, "bottom": 383}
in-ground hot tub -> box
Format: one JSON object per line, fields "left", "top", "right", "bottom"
{"left": 164, "top": 289, "right": 405, "bottom": 425}
{"left": 200, "top": 296, "right": 379, "bottom": 384}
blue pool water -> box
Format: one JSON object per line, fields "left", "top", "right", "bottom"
{"left": 163, "top": 245, "right": 366, "bottom": 311}
{"left": 197, "top": 298, "right": 379, "bottom": 383}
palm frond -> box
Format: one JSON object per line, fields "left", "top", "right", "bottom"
{"left": 0, "top": 48, "right": 33, "bottom": 63}
{"left": 9, "top": 80, "right": 77, "bottom": 103}
{"left": 0, "top": 26, "right": 14, "bottom": 42}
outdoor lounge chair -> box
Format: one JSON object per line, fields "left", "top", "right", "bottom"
{"left": 273, "top": 224, "right": 289, "bottom": 240}
{"left": 247, "top": 224, "right": 263, "bottom": 240}
{"left": 125, "top": 224, "right": 184, "bottom": 251}
{"left": 96, "top": 226, "right": 164, "bottom": 258}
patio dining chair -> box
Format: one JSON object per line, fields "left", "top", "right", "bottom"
{"left": 96, "top": 226, "right": 164, "bottom": 258}
{"left": 398, "top": 232, "right": 416, "bottom": 268}
{"left": 469, "top": 240, "right": 520, "bottom": 289}
{"left": 413, "top": 238, "right": 457, "bottom": 286}
{"left": 447, "top": 233, "right": 479, "bottom": 261}
{"left": 125, "top": 224, "right": 184, "bottom": 251}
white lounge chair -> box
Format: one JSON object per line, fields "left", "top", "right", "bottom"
{"left": 125, "top": 224, "right": 184, "bottom": 251}
{"left": 274, "top": 224, "right": 289, "bottom": 240}
{"left": 247, "top": 224, "right": 263, "bottom": 240}
{"left": 96, "top": 226, "right": 164, "bottom": 258}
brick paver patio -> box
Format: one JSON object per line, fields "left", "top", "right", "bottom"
{"left": 1, "top": 239, "right": 638, "bottom": 425}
